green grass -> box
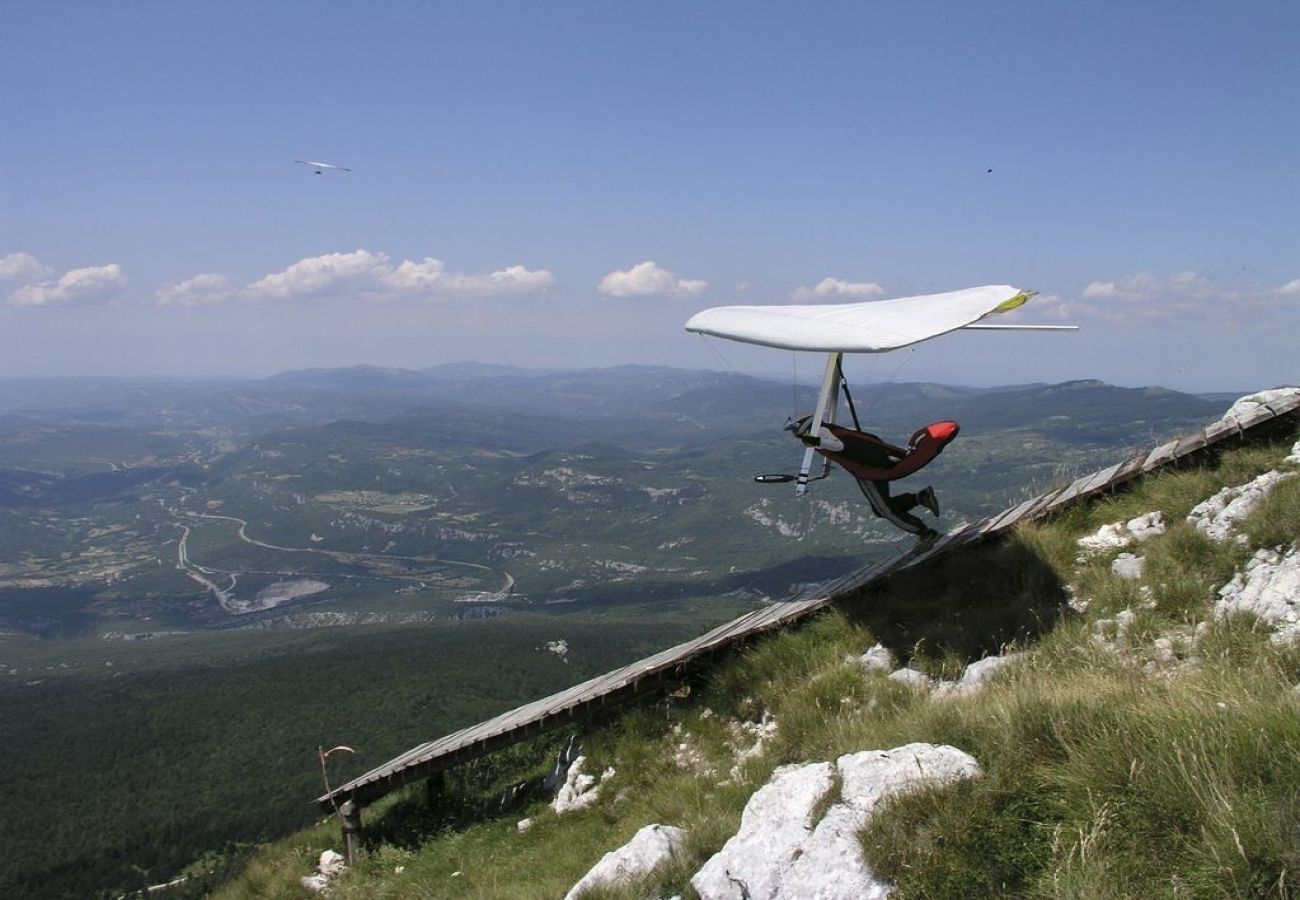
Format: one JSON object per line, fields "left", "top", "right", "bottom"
{"left": 211, "top": 428, "right": 1300, "bottom": 899}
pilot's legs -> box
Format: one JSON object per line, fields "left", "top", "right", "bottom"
{"left": 857, "top": 479, "right": 937, "bottom": 538}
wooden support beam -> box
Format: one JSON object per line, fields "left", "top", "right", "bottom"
{"left": 339, "top": 800, "right": 362, "bottom": 865}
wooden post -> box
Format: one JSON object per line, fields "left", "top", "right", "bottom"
{"left": 339, "top": 800, "right": 362, "bottom": 864}
{"left": 425, "top": 771, "right": 447, "bottom": 809}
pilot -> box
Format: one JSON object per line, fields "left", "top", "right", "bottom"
{"left": 790, "top": 415, "right": 954, "bottom": 539}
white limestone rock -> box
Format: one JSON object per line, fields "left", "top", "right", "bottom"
{"left": 1215, "top": 548, "right": 1300, "bottom": 643}
{"left": 855, "top": 643, "right": 895, "bottom": 673}
{"left": 1076, "top": 522, "right": 1130, "bottom": 553}
{"left": 565, "top": 823, "right": 688, "bottom": 900}
{"left": 1188, "top": 471, "right": 1296, "bottom": 542}
{"left": 947, "top": 652, "right": 1024, "bottom": 696}
{"left": 691, "top": 760, "right": 836, "bottom": 900}
{"left": 1112, "top": 553, "right": 1145, "bottom": 581}
{"left": 1287, "top": 440, "right": 1300, "bottom": 466}
{"left": 691, "top": 744, "right": 981, "bottom": 900}
{"left": 551, "top": 756, "right": 602, "bottom": 814}
{"left": 729, "top": 713, "right": 779, "bottom": 779}
{"left": 1093, "top": 609, "right": 1137, "bottom": 652}
{"left": 1127, "top": 512, "right": 1167, "bottom": 541}
{"left": 886, "top": 667, "right": 932, "bottom": 690}
{"left": 300, "top": 850, "right": 347, "bottom": 894}
{"left": 1077, "top": 512, "right": 1166, "bottom": 555}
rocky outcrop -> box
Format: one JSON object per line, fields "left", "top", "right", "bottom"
{"left": 1216, "top": 548, "right": 1300, "bottom": 643}
{"left": 691, "top": 743, "right": 980, "bottom": 900}
{"left": 1188, "top": 471, "right": 1295, "bottom": 542}
{"left": 551, "top": 756, "right": 614, "bottom": 814}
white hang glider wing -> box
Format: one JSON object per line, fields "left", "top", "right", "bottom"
{"left": 295, "top": 159, "right": 352, "bottom": 174}
{"left": 684, "top": 284, "right": 1068, "bottom": 352}
{"left": 684, "top": 284, "right": 1076, "bottom": 494}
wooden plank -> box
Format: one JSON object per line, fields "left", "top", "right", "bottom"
{"left": 1108, "top": 451, "right": 1151, "bottom": 492}
{"left": 1171, "top": 430, "right": 1209, "bottom": 460}
{"left": 1042, "top": 472, "right": 1097, "bottom": 513}
{"left": 1263, "top": 393, "right": 1300, "bottom": 416}
{"left": 1020, "top": 484, "right": 1071, "bottom": 523}
{"left": 1233, "top": 404, "right": 1275, "bottom": 433}
{"left": 1141, "top": 438, "right": 1181, "bottom": 472}
{"left": 1203, "top": 415, "right": 1242, "bottom": 447}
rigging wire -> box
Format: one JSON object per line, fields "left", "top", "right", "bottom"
{"left": 864, "top": 348, "right": 916, "bottom": 418}
{"left": 698, "top": 335, "right": 769, "bottom": 411}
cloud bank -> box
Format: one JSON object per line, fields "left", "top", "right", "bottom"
{"left": 1035, "top": 271, "right": 1300, "bottom": 323}
{"left": 240, "top": 249, "right": 556, "bottom": 302}
{"left": 4, "top": 253, "right": 125, "bottom": 308}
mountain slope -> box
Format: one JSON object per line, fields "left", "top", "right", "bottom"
{"left": 209, "top": 421, "right": 1300, "bottom": 899}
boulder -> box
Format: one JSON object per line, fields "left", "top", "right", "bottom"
{"left": 565, "top": 823, "right": 688, "bottom": 900}
{"left": 691, "top": 761, "right": 836, "bottom": 900}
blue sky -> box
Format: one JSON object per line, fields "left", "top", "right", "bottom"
{"left": 2, "top": 1, "right": 1297, "bottom": 390}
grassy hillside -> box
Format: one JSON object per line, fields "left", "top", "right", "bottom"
{"left": 211, "top": 429, "right": 1300, "bottom": 899}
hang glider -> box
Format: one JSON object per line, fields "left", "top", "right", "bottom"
{"left": 684, "top": 284, "right": 1074, "bottom": 353}
{"left": 295, "top": 159, "right": 352, "bottom": 175}
{"left": 684, "top": 284, "right": 1077, "bottom": 504}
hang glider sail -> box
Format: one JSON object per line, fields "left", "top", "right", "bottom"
{"left": 684, "top": 284, "right": 1071, "bottom": 353}
{"left": 683, "top": 285, "right": 1078, "bottom": 531}
{"left": 295, "top": 159, "right": 352, "bottom": 175}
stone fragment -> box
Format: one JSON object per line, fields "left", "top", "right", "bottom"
{"left": 1112, "top": 553, "right": 1145, "bottom": 580}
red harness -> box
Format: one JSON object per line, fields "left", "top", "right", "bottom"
{"left": 817, "top": 420, "right": 960, "bottom": 482}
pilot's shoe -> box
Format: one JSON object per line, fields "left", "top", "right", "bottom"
{"left": 918, "top": 486, "right": 940, "bottom": 516}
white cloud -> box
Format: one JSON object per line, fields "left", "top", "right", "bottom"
{"left": 1039, "top": 271, "right": 1276, "bottom": 324}
{"left": 380, "top": 258, "right": 555, "bottom": 297}
{"left": 0, "top": 251, "right": 52, "bottom": 283}
{"left": 242, "top": 249, "right": 554, "bottom": 301}
{"left": 155, "top": 273, "right": 232, "bottom": 307}
{"left": 1274, "top": 277, "right": 1300, "bottom": 296}
{"left": 7, "top": 263, "right": 125, "bottom": 308}
{"left": 244, "top": 249, "right": 391, "bottom": 300}
{"left": 598, "top": 261, "right": 708, "bottom": 299}
{"left": 791, "top": 277, "right": 885, "bottom": 302}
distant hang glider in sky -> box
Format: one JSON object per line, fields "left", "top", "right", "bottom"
{"left": 295, "top": 159, "right": 352, "bottom": 175}
{"left": 685, "top": 285, "right": 1078, "bottom": 496}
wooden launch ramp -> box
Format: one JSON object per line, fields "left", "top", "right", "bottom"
{"left": 319, "top": 394, "right": 1300, "bottom": 811}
